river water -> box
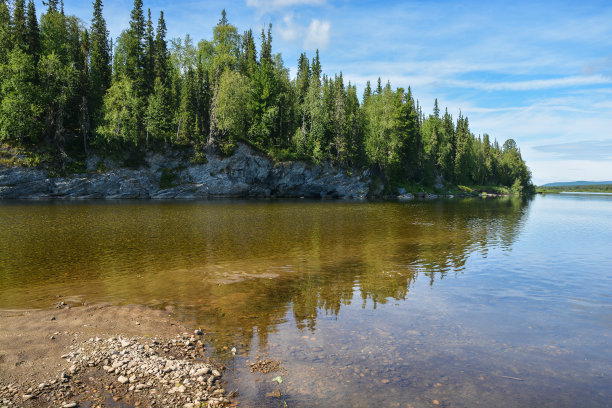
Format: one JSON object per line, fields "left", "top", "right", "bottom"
{"left": 1, "top": 195, "right": 611, "bottom": 407}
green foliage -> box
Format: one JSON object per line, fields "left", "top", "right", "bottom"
{"left": 97, "top": 77, "right": 144, "bottom": 146}
{"left": 0, "top": 2, "right": 12, "bottom": 64}
{"left": 212, "top": 70, "right": 250, "bottom": 151}
{"left": 38, "top": 51, "right": 78, "bottom": 142}
{"left": 89, "top": 0, "right": 112, "bottom": 129}
{"left": 0, "top": 48, "right": 42, "bottom": 143}
{"left": 159, "top": 168, "right": 177, "bottom": 189}
{"left": 0, "top": 1, "right": 532, "bottom": 194}
{"left": 145, "top": 77, "right": 173, "bottom": 143}
{"left": 212, "top": 10, "right": 240, "bottom": 74}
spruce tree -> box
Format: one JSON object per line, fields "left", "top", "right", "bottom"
{"left": 0, "top": 0, "right": 12, "bottom": 65}
{"left": 25, "top": 0, "right": 39, "bottom": 58}
{"left": 12, "top": 0, "right": 26, "bottom": 50}
{"left": 239, "top": 29, "right": 257, "bottom": 78}
{"left": 89, "top": 0, "right": 111, "bottom": 130}
{"left": 44, "top": 0, "right": 59, "bottom": 14}
{"left": 126, "top": 0, "right": 145, "bottom": 91}
{"left": 143, "top": 8, "right": 155, "bottom": 96}
{"left": 154, "top": 11, "right": 168, "bottom": 83}
{"left": 145, "top": 77, "right": 172, "bottom": 144}
{"left": 362, "top": 81, "right": 371, "bottom": 104}
{"left": 260, "top": 24, "right": 272, "bottom": 65}
{"left": 296, "top": 52, "right": 310, "bottom": 104}
{"left": 79, "top": 29, "right": 91, "bottom": 153}
{"left": 311, "top": 49, "right": 321, "bottom": 83}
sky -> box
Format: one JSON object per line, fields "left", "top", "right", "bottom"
{"left": 44, "top": 0, "right": 612, "bottom": 184}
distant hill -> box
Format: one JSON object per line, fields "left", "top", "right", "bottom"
{"left": 541, "top": 181, "right": 612, "bottom": 187}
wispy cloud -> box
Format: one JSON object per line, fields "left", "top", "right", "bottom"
{"left": 447, "top": 75, "right": 612, "bottom": 91}
{"left": 582, "top": 55, "right": 612, "bottom": 78}
{"left": 304, "top": 19, "right": 330, "bottom": 50}
{"left": 278, "top": 13, "right": 298, "bottom": 42}
{"left": 246, "top": 0, "right": 325, "bottom": 12}
{"left": 533, "top": 140, "right": 612, "bottom": 161}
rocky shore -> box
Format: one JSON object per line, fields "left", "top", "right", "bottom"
{"left": 1, "top": 334, "right": 229, "bottom": 408}
{"left": 0, "top": 305, "right": 231, "bottom": 408}
{"left": 0, "top": 144, "right": 370, "bottom": 200}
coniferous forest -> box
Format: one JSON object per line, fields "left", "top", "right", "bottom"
{"left": 0, "top": 0, "right": 533, "bottom": 192}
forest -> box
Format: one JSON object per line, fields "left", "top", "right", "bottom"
{"left": 0, "top": 0, "right": 533, "bottom": 192}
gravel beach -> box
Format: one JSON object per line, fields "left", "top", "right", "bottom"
{"left": 0, "top": 304, "right": 231, "bottom": 407}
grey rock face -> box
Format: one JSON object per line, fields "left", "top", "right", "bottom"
{"left": 0, "top": 144, "right": 370, "bottom": 199}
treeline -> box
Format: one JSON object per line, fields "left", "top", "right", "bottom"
{"left": 537, "top": 184, "right": 612, "bottom": 193}
{"left": 0, "top": 0, "right": 532, "bottom": 191}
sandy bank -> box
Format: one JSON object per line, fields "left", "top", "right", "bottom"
{"left": 0, "top": 304, "right": 231, "bottom": 407}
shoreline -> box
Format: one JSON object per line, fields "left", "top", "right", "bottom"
{"left": 1, "top": 143, "right": 525, "bottom": 200}
{"left": 0, "top": 304, "right": 231, "bottom": 407}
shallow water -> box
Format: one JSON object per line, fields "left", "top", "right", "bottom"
{"left": 1, "top": 196, "right": 611, "bottom": 407}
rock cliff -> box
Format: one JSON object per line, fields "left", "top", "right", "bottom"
{"left": 0, "top": 144, "right": 370, "bottom": 199}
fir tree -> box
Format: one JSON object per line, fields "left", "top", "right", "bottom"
{"left": 239, "top": 29, "right": 257, "bottom": 78}
{"left": 145, "top": 77, "right": 173, "bottom": 143}
{"left": 363, "top": 81, "right": 372, "bottom": 104}
{"left": 12, "top": 0, "right": 26, "bottom": 50}
{"left": 0, "top": 0, "right": 12, "bottom": 64}
{"left": 260, "top": 24, "right": 272, "bottom": 65}
{"left": 25, "top": 0, "right": 39, "bottom": 58}
{"left": 311, "top": 49, "right": 321, "bottom": 83}
{"left": 154, "top": 11, "right": 168, "bottom": 83}
{"left": 43, "top": 0, "right": 59, "bottom": 14}
{"left": 89, "top": 0, "right": 111, "bottom": 132}
{"left": 126, "top": 0, "right": 145, "bottom": 92}
{"left": 296, "top": 52, "right": 310, "bottom": 104}
{"left": 143, "top": 8, "right": 155, "bottom": 95}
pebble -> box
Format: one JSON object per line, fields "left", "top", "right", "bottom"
{"left": 1, "top": 333, "right": 227, "bottom": 408}
{"left": 194, "top": 329, "right": 203, "bottom": 336}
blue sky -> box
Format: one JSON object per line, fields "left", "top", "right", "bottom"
{"left": 48, "top": 0, "right": 612, "bottom": 184}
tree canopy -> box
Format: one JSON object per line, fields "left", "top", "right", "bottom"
{"left": 0, "top": 1, "right": 532, "bottom": 192}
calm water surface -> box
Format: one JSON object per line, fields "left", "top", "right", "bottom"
{"left": 1, "top": 195, "right": 611, "bottom": 407}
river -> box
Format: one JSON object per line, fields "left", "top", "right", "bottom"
{"left": 1, "top": 195, "right": 611, "bottom": 407}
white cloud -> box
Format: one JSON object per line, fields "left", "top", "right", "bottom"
{"left": 303, "top": 19, "right": 331, "bottom": 50}
{"left": 446, "top": 75, "right": 612, "bottom": 92}
{"left": 246, "top": 0, "right": 325, "bottom": 12}
{"left": 278, "top": 14, "right": 298, "bottom": 42}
